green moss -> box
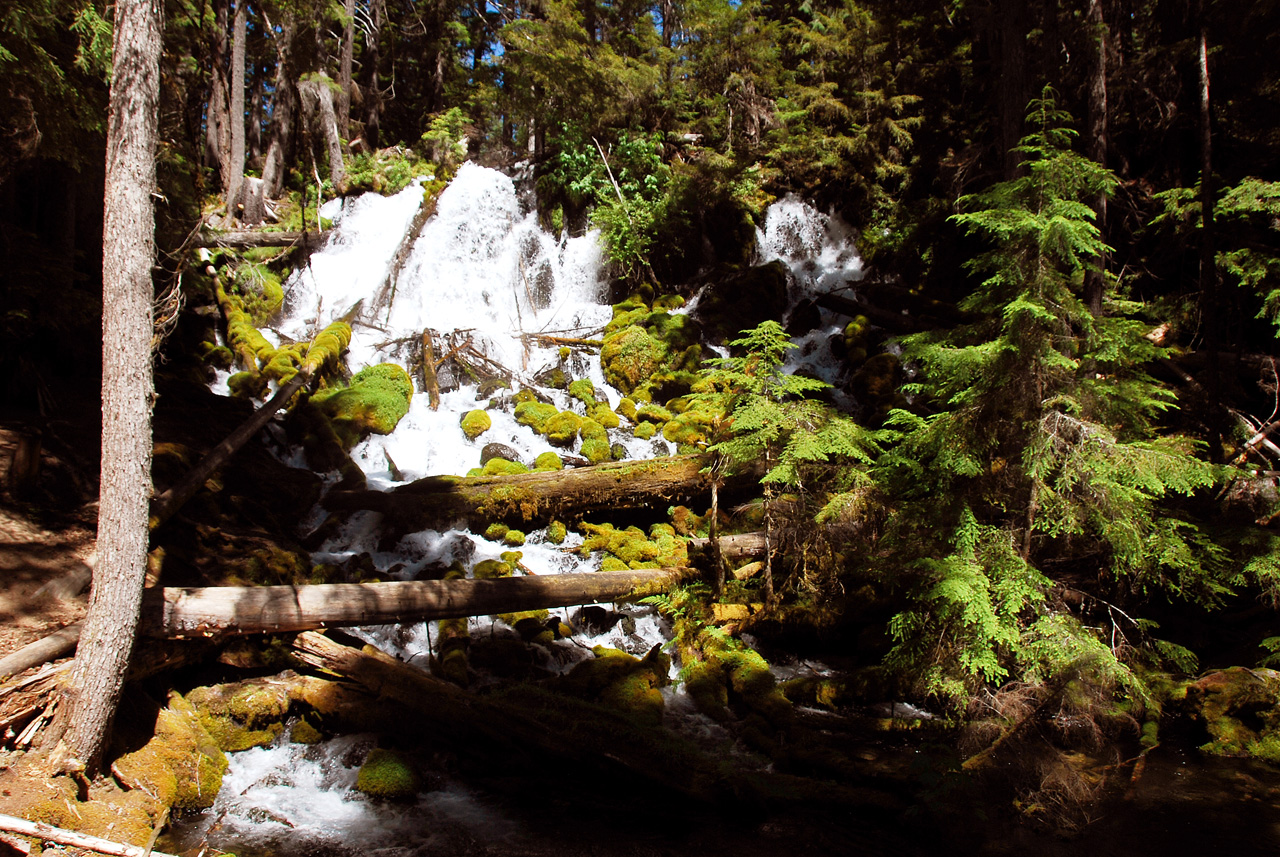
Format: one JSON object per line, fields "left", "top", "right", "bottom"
{"left": 461, "top": 409, "right": 492, "bottom": 440}
{"left": 601, "top": 325, "right": 667, "bottom": 395}
{"left": 113, "top": 692, "right": 229, "bottom": 811}
{"left": 616, "top": 398, "right": 638, "bottom": 422}
{"left": 312, "top": 362, "right": 413, "bottom": 448}
{"left": 542, "top": 367, "right": 567, "bottom": 389}
{"left": 291, "top": 718, "right": 323, "bottom": 744}
{"left": 503, "top": 529, "right": 527, "bottom": 546}
{"left": 559, "top": 346, "right": 572, "bottom": 359}
{"left": 200, "top": 342, "right": 234, "bottom": 370}
{"left": 601, "top": 556, "right": 629, "bottom": 571}
{"left": 580, "top": 437, "right": 612, "bottom": 464}
{"left": 515, "top": 400, "right": 558, "bottom": 433}
{"left": 187, "top": 680, "right": 291, "bottom": 752}
{"left": 485, "top": 523, "right": 510, "bottom": 541}
{"left": 546, "top": 520, "right": 568, "bottom": 544}
{"left": 533, "top": 451, "right": 564, "bottom": 471}
{"left": 544, "top": 410, "right": 584, "bottom": 446}
{"left": 558, "top": 645, "right": 666, "bottom": 726}
{"left": 513, "top": 388, "right": 539, "bottom": 404}
{"left": 480, "top": 458, "right": 530, "bottom": 476}
{"left": 356, "top": 748, "right": 421, "bottom": 799}
{"left": 633, "top": 421, "right": 657, "bottom": 440}
{"left": 653, "top": 294, "right": 686, "bottom": 311}
{"left": 474, "top": 558, "right": 515, "bottom": 579}
{"left": 636, "top": 404, "right": 673, "bottom": 424}
{"left": 568, "top": 378, "right": 596, "bottom": 405}
{"left": 590, "top": 404, "right": 621, "bottom": 429}
{"left": 227, "top": 370, "right": 269, "bottom": 399}
{"left": 579, "top": 417, "right": 607, "bottom": 441}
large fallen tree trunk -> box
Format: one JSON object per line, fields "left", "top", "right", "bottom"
{"left": 323, "top": 454, "right": 750, "bottom": 532}
{"left": 139, "top": 567, "right": 695, "bottom": 638}
{"left": 195, "top": 229, "right": 330, "bottom": 249}
{"left": 688, "top": 532, "right": 768, "bottom": 564}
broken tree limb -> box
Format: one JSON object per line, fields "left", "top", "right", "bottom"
{"left": 138, "top": 568, "right": 696, "bottom": 638}
{"left": 195, "top": 229, "right": 330, "bottom": 249}
{"left": 420, "top": 331, "right": 441, "bottom": 410}
{"left": 323, "top": 454, "right": 751, "bottom": 531}
{"left": 372, "top": 189, "right": 439, "bottom": 323}
{"left": 0, "top": 813, "right": 179, "bottom": 857}
{"left": 0, "top": 623, "right": 82, "bottom": 682}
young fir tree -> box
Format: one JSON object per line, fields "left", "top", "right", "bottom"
{"left": 877, "top": 88, "right": 1217, "bottom": 708}
{"left": 705, "top": 320, "right": 879, "bottom": 605}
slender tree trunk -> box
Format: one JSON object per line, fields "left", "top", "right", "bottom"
{"left": 261, "top": 10, "right": 298, "bottom": 198}
{"left": 299, "top": 74, "right": 346, "bottom": 187}
{"left": 248, "top": 58, "right": 264, "bottom": 162}
{"left": 994, "top": 0, "right": 1028, "bottom": 179}
{"left": 48, "top": 0, "right": 161, "bottom": 776}
{"left": 1083, "top": 0, "right": 1108, "bottom": 316}
{"left": 361, "top": 0, "right": 383, "bottom": 149}
{"left": 226, "top": 0, "right": 247, "bottom": 214}
{"left": 1197, "top": 22, "right": 1218, "bottom": 350}
{"left": 205, "top": 0, "right": 231, "bottom": 187}
{"left": 338, "top": 0, "right": 355, "bottom": 140}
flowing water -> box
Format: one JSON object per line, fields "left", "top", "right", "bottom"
{"left": 174, "top": 167, "right": 869, "bottom": 856}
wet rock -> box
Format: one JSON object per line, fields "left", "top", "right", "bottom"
{"left": 480, "top": 442, "right": 525, "bottom": 467}
{"left": 356, "top": 748, "right": 421, "bottom": 799}
{"left": 1186, "top": 667, "right": 1280, "bottom": 760}
{"left": 573, "top": 605, "right": 623, "bottom": 633}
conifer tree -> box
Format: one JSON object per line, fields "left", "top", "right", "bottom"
{"left": 877, "top": 88, "right": 1217, "bottom": 706}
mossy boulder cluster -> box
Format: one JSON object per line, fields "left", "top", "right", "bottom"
{"left": 1185, "top": 667, "right": 1280, "bottom": 762}
{"left": 187, "top": 680, "right": 292, "bottom": 751}
{"left": 600, "top": 294, "right": 702, "bottom": 404}
{"left": 576, "top": 522, "right": 688, "bottom": 570}
{"left": 558, "top": 645, "right": 672, "bottom": 726}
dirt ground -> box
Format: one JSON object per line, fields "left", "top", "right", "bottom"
{"left": 0, "top": 427, "right": 96, "bottom": 662}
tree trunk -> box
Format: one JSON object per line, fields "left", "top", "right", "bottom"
{"left": 1083, "top": 0, "right": 1108, "bottom": 316}
{"left": 994, "top": 0, "right": 1028, "bottom": 179}
{"left": 261, "top": 11, "right": 298, "bottom": 198}
{"left": 138, "top": 569, "right": 695, "bottom": 638}
{"left": 205, "top": 0, "right": 231, "bottom": 187}
{"left": 360, "top": 0, "right": 384, "bottom": 149}
{"left": 1197, "top": 21, "right": 1218, "bottom": 350}
{"left": 48, "top": 0, "right": 162, "bottom": 776}
{"left": 298, "top": 74, "right": 345, "bottom": 187}
{"left": 226, "top": 0, "right": 247, "bottom": 214}
{"left": 338, "top": 0, "right": 355, "bottom": 139}
{"left": 323, "top": 454, "right": 742, "bottom": 532}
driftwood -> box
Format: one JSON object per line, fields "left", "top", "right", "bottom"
{"left": 323, "top": 454, "right": 743, "bottom": 531}
{"left": 372, "top": 190, "right": 439, "bottom": 323}
{"left": 138, "top": 568, "right": 695, "bottom": 638}
{"left": 0, "top": 813, "right": 178, "bottom": 857}
{"left": 195, "top": 229, "right": 329, "bottom": 249}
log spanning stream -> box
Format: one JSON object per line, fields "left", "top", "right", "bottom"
{"left": 173, "top": 165, "right": 867, "bottom": 855}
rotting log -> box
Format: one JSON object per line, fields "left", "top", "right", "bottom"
{"left": 0, "top": 814, "right": 179, "bottom": 857}
{"left": 195, "top": 229, "right": 330, "bottom": 249}
{"left": 0, "top": 624, "right": 83, "bottom": 682}
{"left": 138, "top": 568, "right": 696, "bottom": 639}
{"left": 323, "top": 454, "right": 750, "bottom": 531}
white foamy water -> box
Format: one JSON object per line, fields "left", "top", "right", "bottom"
{"left": 188, "top": 169, "right": 863, "bottom": 852}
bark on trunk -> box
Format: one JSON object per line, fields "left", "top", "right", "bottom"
{"left": 261, "top": 12, "right": 298, "bottom": 198}
{"left": 994, "top": 0, "right": 1028, "bottom": 179}
{"left": 50, "top": 0, "right": 162, "bottom": 775}
{"left": 338, "top": 0, "right": 355, "bottom": 139}
{"left": 360, "top": 0, "right": 383, "bottom": 149}
{"left": 1083, "top": 0, "right": 1108, "bottom": 317}
{"left": 298, "top": 74, "right": 345, "bottom": 188}
{"left": 323, "top": 454, "right": 738, "bottom": 532}
{"left": 226, "top": 0, "right": 247, "bottom": 213}
{"left": 139, "top": 569, "right": 695, "bottom": 638}
{"left": 205, "top": 0, "right": 231, "bottom": 186}
{"left": 688, "top": 532, "right": 767, "bottom": 564}
{"left": 1197, "top": 22, "right": 1218, "bottom": 350}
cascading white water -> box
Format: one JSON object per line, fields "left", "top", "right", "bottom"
{"left": 188, "top": 171, "right": 864, "bottom": 856}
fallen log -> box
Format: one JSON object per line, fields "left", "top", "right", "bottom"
{"left": 0, "top": 813, "right": 178, "bottom": 857}
{"left": 323, "top": 454, "right": 747, "bottom": 531}
{"left": 0, "top": 624, "right": 82, "bottom": 682}
{"left": 688, "top": 532, "right": 768, "bottom": 564}
{"left": 195, "top": 229, "right": 330, "bottom": 249}
{"left": 139, "top": 568, "right": 696, "bottom": 638}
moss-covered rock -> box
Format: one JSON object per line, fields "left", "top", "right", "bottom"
{"left": 485, "top": 523, "right": 510, "bottom": 541}
{"left": 461, "top": 408, "right": 492, "bottom": 440}
{"left": 503, "top": 529, "right": 526, "bottom": 546}
{"left": 580, "top": 437, "right": 612, "bottom": 464}
{"left": 356, "top": 748, "right": 421, "bottom": 799}
{"left": 187, "top": 679, "right": 292, "bottom": 752}
{"left": 544, "top": 410, "right": 584, "bottom": 446}
{"left": 533, "top": 451, "right": 564, "bottom": 471}
{"left": 558, "top": 645, "right": 668, "bottom": 726}
{"left": 515, "top": 400, "right": 558, "bottom": 433}
{"left": 616, "top": 397, "right": 638, "bottom": 422}
{"left": 546, "top": 520, "right": 568, "bottom": 544}
{"left": 601, "top": 325, "right": 667, "bottom": 395}
{"left": 291, "top": 718, "right": 324, "bottom": 744}
{"left": 1186, "top": 667, "right": 1280, "bottom": 759}
{"left": 312, "top": 363, "right": 414, "bottom": 448}
{"left": 468, "top": 457, "right": 531, "bottom": 477}
{"left": 112, "top": 691, "right": 229, "bottom": 811}
{"left": 634, "top": 421, "right": 657, "bottom": 440}
{"left": 577, "top": 522, "right": 688, "bottom": 569}
{"left": 590, "top": 404, "right": 621, "bottom": 429}
{"left": 568, "top": 378, "right": 596, "bottom": 406}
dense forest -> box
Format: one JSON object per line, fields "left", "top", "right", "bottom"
{"left": 4, "top": 0, "right": 1280, "bottom": 850}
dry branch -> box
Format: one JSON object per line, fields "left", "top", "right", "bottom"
{"left": 137, "top": 568, "right": 695, "bottom": 638}
{"left": 0, "top": 624, "right": 82, "bottom": 683}
{"left": 195, "top": 230, "right": 329, "bottom": 249}
{"left": 0, "top": 813, "right": 178, "bottom": 857}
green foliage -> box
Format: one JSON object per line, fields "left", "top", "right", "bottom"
{"left": 877, "top": 89, "right": 1219, "bottom": 707}
{"left": 420, "top": 107, "right": 470, "bottom": 174}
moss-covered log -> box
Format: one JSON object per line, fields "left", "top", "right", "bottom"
{"left": 323, "top": 453, "right": 752, "bottom": 531}
{"left": 138, "top": 568, "right": 696, "bottom": 638}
